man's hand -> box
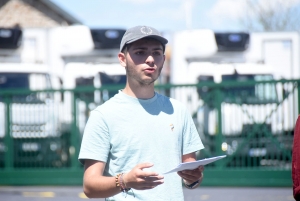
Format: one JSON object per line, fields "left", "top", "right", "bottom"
{"left": 123, "top": 163, "right": 164, "bottom": 190}
{"left": 177, "top": 165, "right": 204, "bottom": 185}
{"left": 179, "top": 152, "right": 204, "bottom": 185}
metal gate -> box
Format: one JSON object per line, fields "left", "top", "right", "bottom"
{"left": 0, "top": 79, "right": 298, "bottom": 186}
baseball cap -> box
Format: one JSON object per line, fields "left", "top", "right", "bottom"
{"left": 120, "top": 25, "right": 168, "bottom": 52}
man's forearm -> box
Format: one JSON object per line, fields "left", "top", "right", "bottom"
{"left": 83, "top": 175, "right": 123, "bottom": 198}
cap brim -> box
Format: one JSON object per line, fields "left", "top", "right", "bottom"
{"left": 126, "top": 35, "right": 168, "bottom": 46}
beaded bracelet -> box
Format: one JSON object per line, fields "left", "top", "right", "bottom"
{"left": 115, "top": 173, "right": 135, "bottom": 198}
{"left": 122, "top": 173, "right": 130, "bottom": 190}
{"left": 115, "top": 173, "right": 131, "bottom": 192}
{"left": 115, "top": 173, "right": 123, "bottom": 191}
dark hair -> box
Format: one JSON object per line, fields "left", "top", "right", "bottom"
{"left": 121, "top": 43, "right": 132, "bottom": 54}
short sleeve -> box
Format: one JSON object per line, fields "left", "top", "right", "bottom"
{"left": 78, "top": 110, "right": 110, "bottom": 164}
{"left": 182, "top": 109, "right": 204, "bottom": 155}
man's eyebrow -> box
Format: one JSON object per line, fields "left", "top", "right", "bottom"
{"left": 153, "top": 47, "right": 163, "bottom": 51}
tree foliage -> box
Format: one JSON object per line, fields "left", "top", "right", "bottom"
{"left": 242, "top": 0, "right": 300, "bottom": 31}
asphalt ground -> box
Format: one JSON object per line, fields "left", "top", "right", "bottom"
{"left": 0, "top": 186, "right": 294, "bottom": 201}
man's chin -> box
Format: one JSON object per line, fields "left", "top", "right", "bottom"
{"left": 140, "top": 79, "right": 156, "bottom": 86}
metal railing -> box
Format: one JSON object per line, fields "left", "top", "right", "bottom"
{"left": 0, "top": 79, "right": 298, "bottom": 186}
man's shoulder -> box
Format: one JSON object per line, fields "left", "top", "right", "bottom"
{"left": 93, "top": 94, "right": 121, "bottom": 112}
{"left": 156, "top": 93, "right": 186, "bottom": 107}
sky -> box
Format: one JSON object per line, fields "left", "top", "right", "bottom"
{"left": 50, "top": 0, "right": 246, "bottom": 33}
{"left": 50, "top": 0, "right": 300, "bottom": 37}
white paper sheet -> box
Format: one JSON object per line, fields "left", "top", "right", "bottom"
{"left": 163, "top": 155, "right": 227, "bottom": 174}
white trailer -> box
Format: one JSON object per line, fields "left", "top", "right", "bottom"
{"left": 170, "top": 30, "right": 299, "bottom": 116}
{"left": 62, "top": 62, "right": 126, "bottom": 133}
{"left": 0, "top": 63, "right": 69, "bottom": 167}
{"left": 0, "top": 25, "right": 95, "bottom": 79}
{"left": 245, "top": 32, "right": 300, "bottom": 80}
{"left": 0, "top": 63, "right": 62, "bottom": 138}
{"left": 170, "top": 30, "right": 297, "bottom": 163}
{"left": 171, "top": 30, "right": 300, "bottom": 134}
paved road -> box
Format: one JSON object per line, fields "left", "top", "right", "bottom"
{"left": 0, "top": 186, "right": 294, "bottom": 201}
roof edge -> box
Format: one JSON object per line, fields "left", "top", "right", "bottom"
{"left": 40, "top": 0, "right": 82, "bottom": 25}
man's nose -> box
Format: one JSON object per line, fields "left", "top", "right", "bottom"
{"left": 145, "top": 55, "right": 155, "bottom": 66}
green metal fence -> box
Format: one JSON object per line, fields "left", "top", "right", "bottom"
{"left": 0, "top": 79, "right": 298, "bottom": 186}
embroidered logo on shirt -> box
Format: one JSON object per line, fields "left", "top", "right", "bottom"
{"left": 170, "top": 124, "right": 174, "bottom": 131}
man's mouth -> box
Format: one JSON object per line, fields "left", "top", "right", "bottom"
{"left": 144, "top": 68, "right": 155, "bottom": 73}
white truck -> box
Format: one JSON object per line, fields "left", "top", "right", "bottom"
{"left": 62, "top": 62, "right": 126, "bottom": 134}
{"left": 245, "top": 32, "right": 300, "bottom": 80}
{"left": 170, "top": 30, "right": 298, "bottom": 166}
{"left": 0, "top": 25, "right": 95, "bottom": 79}
{"left": 188, "top": 62, "right": 280, "bottom": 135}
{"left": 0, "top": 64, "right": 67, "bottom": 167}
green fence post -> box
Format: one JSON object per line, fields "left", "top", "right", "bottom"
{"left": 70, "top": 91, "right": 80, "bottom": 169}
{"left": 4, "top": 95, "right": 13, "bottom": 170}
{"left": 215, "top": 85, "right": 224, "bottom": 169}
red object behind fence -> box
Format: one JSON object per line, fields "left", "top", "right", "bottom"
{"left": 293, "top": 115, "right": 300, "bottom": 200}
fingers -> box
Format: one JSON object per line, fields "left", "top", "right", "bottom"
{"left": 181, "top": 165, "right": 204, "bottom": 176}
{"left": 177, "top": 165, "right": 204, "bottom": 182}
{"left": 137, "top": 163, "right": 160, "bottom": 177}
{"left": 178, "top": 171, "right": 198, "bottom": 181}
{"left": 129, "top": 176, "right": 164, "bottom": 190}
{"left": 143, "top": 176, "right": 164, "bottom": 182}
{"left": 137, "top": 162, "right": 154, "bottom": 170}
{"left": 178, "top": 171, "right": 203, "bottom": 182}
{"left": 139, "top": 177, "right": 164, "bottom": 190}
{"left": 124, "top": 163, "right": 164, "bottom": 190}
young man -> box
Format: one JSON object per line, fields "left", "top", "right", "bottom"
{"left": 79, "top": 25, "right": 204, "bottom": 200}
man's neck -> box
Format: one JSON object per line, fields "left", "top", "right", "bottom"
{"left": 122, "top": 84, "right": 155, "bottom": 99}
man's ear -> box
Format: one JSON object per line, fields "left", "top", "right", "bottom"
{"left": 118, "top": 52, "right": 126, "bottom": 67}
